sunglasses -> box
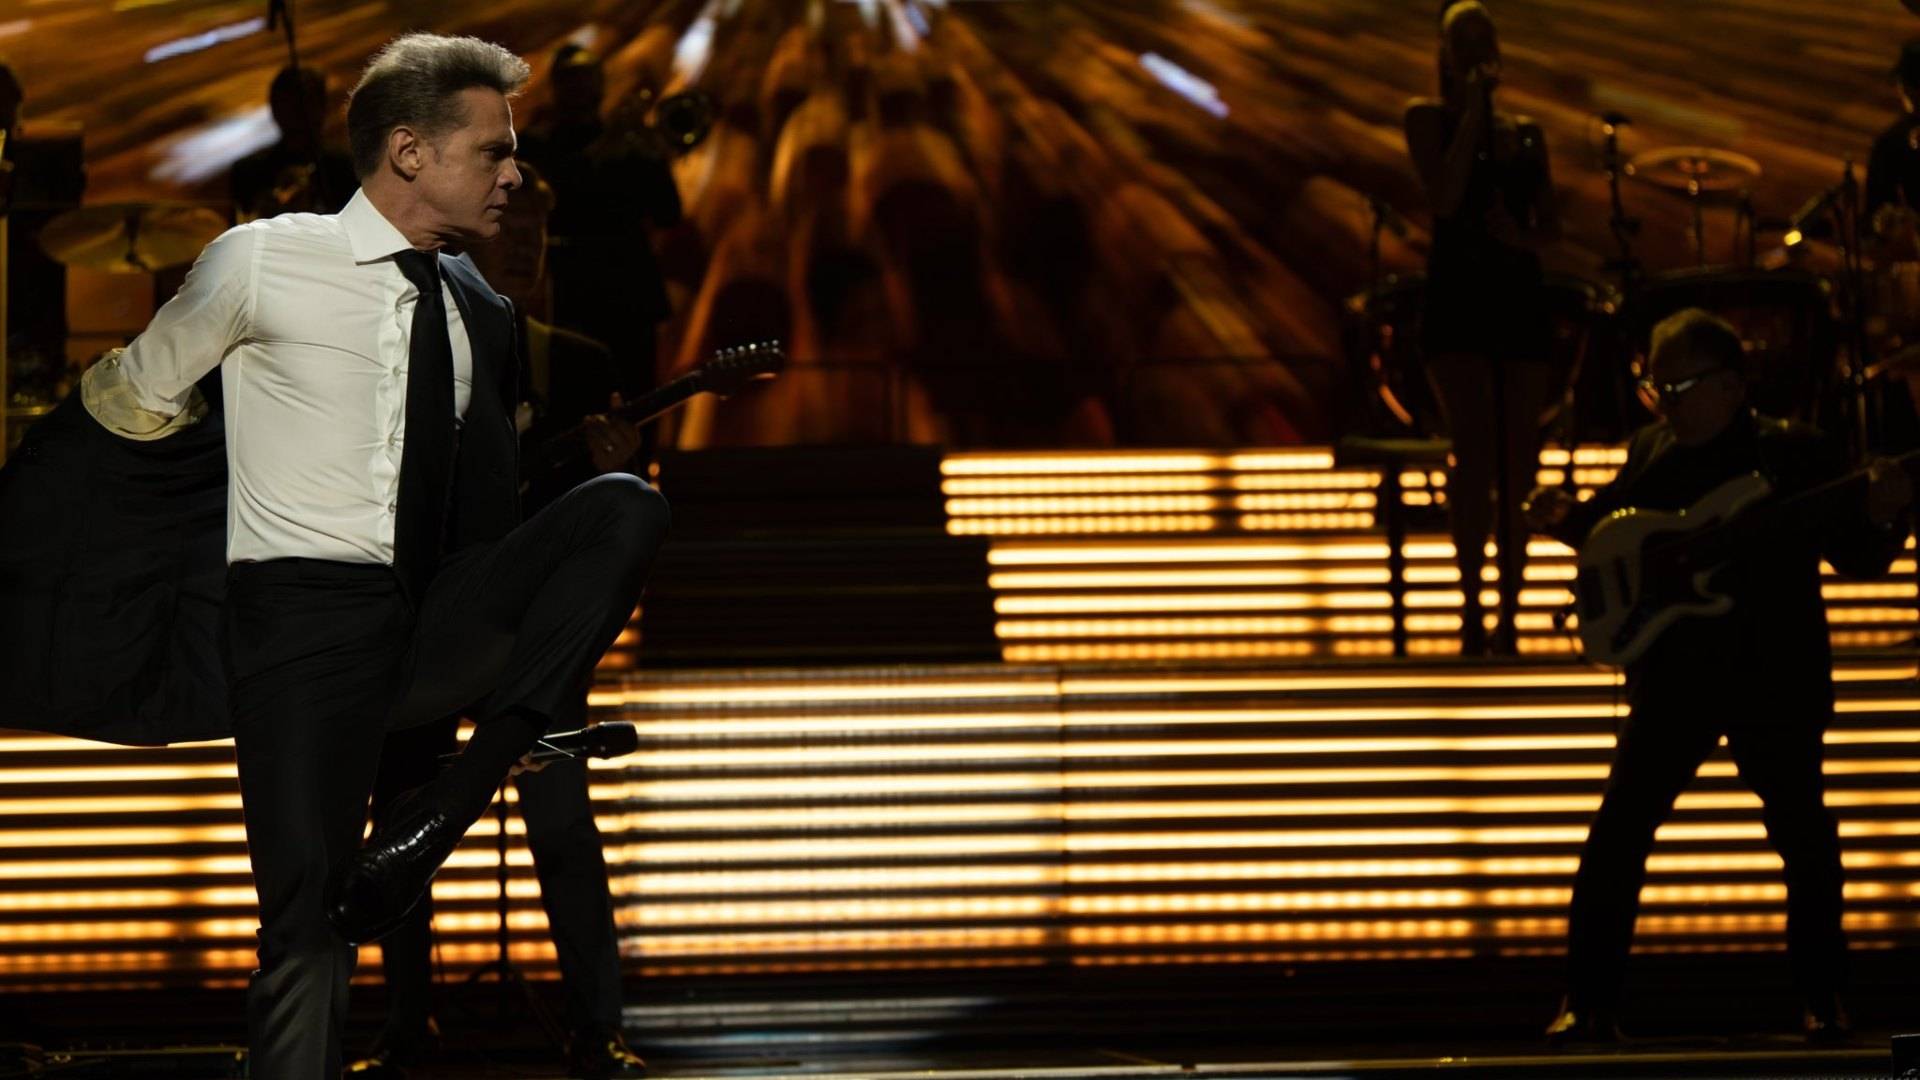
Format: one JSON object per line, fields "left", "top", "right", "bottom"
{"left": 1636, "top": 368, "right": 1728, "bottom": 402}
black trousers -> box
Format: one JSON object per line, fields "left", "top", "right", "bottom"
{"left": 224, "top": 475, "right": 667, "bottom": 1080}
{"left": 368, "top": 709, "right": 624, "bottom": 1041}
{"left": 1565, "top": 700, "right": 1844, "bottom": 1014}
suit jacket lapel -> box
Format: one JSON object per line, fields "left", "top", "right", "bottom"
{"left": 437, "top": 253, "right": 523, "bottom": 549}
{"left": 442, "top": 254, "right": 506, "bottom": 401}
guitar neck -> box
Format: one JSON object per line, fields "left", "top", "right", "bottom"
{"left": 533, "top": 371, "right": 706, "bottom": 469}
{"left": 609, "top": 370, "right": 707, "bottom": 427}
{"left": 525, "top": 341, "right": 781, "bottom": 473}
{"left": 1672, "top": 447, "right": 1920, "bottom": 567}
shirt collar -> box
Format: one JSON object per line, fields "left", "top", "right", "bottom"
{"left": 340, "top": 188, "right": 423, "bottom": 265}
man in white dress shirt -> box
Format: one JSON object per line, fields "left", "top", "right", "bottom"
{"left": 81, "top": 34, "right": 669, "bottom": 1077}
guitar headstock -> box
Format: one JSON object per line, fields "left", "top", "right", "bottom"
{"left": 697, "top": 340, "right": 786, "bottom": 398}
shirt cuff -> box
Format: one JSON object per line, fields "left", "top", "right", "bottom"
{"left": 80, "top": 350, "right": 208, "bottom": 441}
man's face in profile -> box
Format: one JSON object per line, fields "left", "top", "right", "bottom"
{"left": 416, "top": 87, "right": 522, "bottom": 244}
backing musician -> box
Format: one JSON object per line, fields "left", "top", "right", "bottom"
{"left": 1523, "top": 309, "right": 1911, "bottom": 1044}
{"left": 1405, "top": 0, "right": 1562, "bottom": 655}
{"left": 1866, "top": 40, "right": 1920, "bottom": 228}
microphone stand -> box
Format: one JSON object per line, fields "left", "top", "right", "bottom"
{"left": 457, "top": 777, "right": 566, "bottom": 1050}
{"left": 0, "top": 129, "right": 11, "bottom": 466}
{"left": 1367, "top": 197, "right": 1386, "bottom": 291}
{"left": 1481, "top": 79, "right": 1518, "bottom": 654}
{"left": 1595, "top": 112, "right": 1644, "bottom": 486}
{"left": 1599, "top": 114, "right": 1641, "bottom": 290}
{"left": 1835, "top": 158, "right": 1873, "bottom": 456}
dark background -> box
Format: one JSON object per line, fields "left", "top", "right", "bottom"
{"left": 4, "top": 0, "right": 1916, "bottom": 446}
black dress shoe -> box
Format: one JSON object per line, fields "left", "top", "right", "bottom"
{"left": 344, "top": 1018, "right": 440, "bottom": 1077}
{"left": 1544, "top": 997, "right": 1624, "bottom": 1047}
{"left": 568, "top": 1024, "right": 646, "bottom": 1079}
{"left": 325, "top": 789, "right": 463, "bottom": 945}
{"left": 1805, "top": 995, "right": 1852, "bottom": 1046}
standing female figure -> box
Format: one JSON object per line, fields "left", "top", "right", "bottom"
{"left": 1405, "top": 0, "right": 1561, "bottom": 654}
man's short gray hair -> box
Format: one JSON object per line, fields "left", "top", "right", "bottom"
{"left": 346, "top": 33, "right": 530, "bottom": 179}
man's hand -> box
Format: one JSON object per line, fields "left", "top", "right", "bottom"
{"left": 508, "top": 752, "right": 550, "bottom": 778}
{"left": 583, "top": 392, "right": 642, "bottom": 474}
{"left": 1523, "top": 485, "right": 1576, "bottom": 532}
{"left": 1866, "top": 457, "right": 1913, "bottom": 525}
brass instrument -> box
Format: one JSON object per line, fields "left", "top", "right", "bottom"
{"left": 610, "top": 88, "right": 714, "bottom": 155}
{"left": 652, "top": 90, "right": 716, "bottom": 153}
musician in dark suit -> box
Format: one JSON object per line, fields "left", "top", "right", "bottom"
{"left": 228, "top": 64, "right": 358, "bottom": 221}
{"left": 515, "top": 45, "right": 682, "bottom": 405}
{"left": 18, "top": 34, "right": 668, "bottom": 1079}
{"left": 351, "top": 161, "right": 646, "bottom": 1080}
{"left": 1523, "top": 309, "right": 1911, "bottom": 1044}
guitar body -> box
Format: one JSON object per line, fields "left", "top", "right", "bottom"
{"left": 1574, "top": 472, "right": 1772, "bottom": 666}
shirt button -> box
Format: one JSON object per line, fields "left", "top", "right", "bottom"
{"left": 388, "top": 502, "right": 398, "bottom": 514}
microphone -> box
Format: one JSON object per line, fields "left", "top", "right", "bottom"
{"left": 437, "top": 721, "right": 641, "bottom": 769}
{"left": 1784, "top": 183, "right": 1845, "bottom": 246}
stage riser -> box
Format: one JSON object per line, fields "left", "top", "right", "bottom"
{"left": 3, "top": 661, "right": 1920, "bottom": 988}
{"left": 612, "top": 447, "right": 1919, "bottom": 668}
{"left": 6, "top": 448, "right": 1914, "bottom": 988}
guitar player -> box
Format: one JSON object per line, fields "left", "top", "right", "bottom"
{"left": 1522, "top": 308, "right": 1912, "bottom": 1045}
{"left": 351, "top": 161, "right": 648, "bottom": 1080}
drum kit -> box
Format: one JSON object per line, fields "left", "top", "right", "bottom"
{"left": 34, "top": 202, "right": 227, "bottom": 275}
{"left": 1349, "top": 116, "right": 1914, "bottom": 453}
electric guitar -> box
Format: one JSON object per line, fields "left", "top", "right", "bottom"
{"left": 527, "top": 340, "right": 784, "bottom": 473}
{"left": 1574, "top": 452, "right": 1913, "bottom": 666}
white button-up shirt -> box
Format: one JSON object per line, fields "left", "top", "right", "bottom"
{"left": 111, "top": 189, "right": 475, "bottom": 566}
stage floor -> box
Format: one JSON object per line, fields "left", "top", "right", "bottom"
{"left": 12, "top": 953, "right": 1920, "bottom": 1079}
{"left": 21, "top": 1040, "right": 1897, "bottom": 1079}
{"left": 427, "top": 1042, "right": 1905, "bottom": 1079}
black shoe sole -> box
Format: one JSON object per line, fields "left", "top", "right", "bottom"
{"left": 325, "top": 869, "right": 429, "bottom": 946}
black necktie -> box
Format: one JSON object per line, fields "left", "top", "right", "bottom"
{"left": 391, "top": 249, "right": 456, "bottom": 600}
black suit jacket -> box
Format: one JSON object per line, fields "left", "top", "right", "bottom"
{"left": 518, "top": 316, "right": 618, "bottom": 515}
{"left": 0, "top": 252, "right": 520, "bottom": 746}
{"left": 1551, "top": 412, "right": 1906, "bottom": 717}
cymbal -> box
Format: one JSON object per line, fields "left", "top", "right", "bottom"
{"left": 1625, "top": 146, "right": 1762, "bottom": 197}
{"left": 37, "top": 202, "right": 227, "bottom": 273}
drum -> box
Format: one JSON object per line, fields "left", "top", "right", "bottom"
{"left": 1621, "top": 267, "right": 1837, "bottom": 426}
{"left": 1344, "top": 272, "right": 1616, "bottom": 438}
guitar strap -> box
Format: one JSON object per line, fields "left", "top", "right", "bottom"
{"left": 1751, "top": 414, "right": 1790, "bottom": 492}
{"left": 527, "top": 316, "right": 554, "bottom": 410}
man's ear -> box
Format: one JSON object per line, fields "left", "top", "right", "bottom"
{"left": 387, "top": 125, "right": 426, "bottom": 179}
